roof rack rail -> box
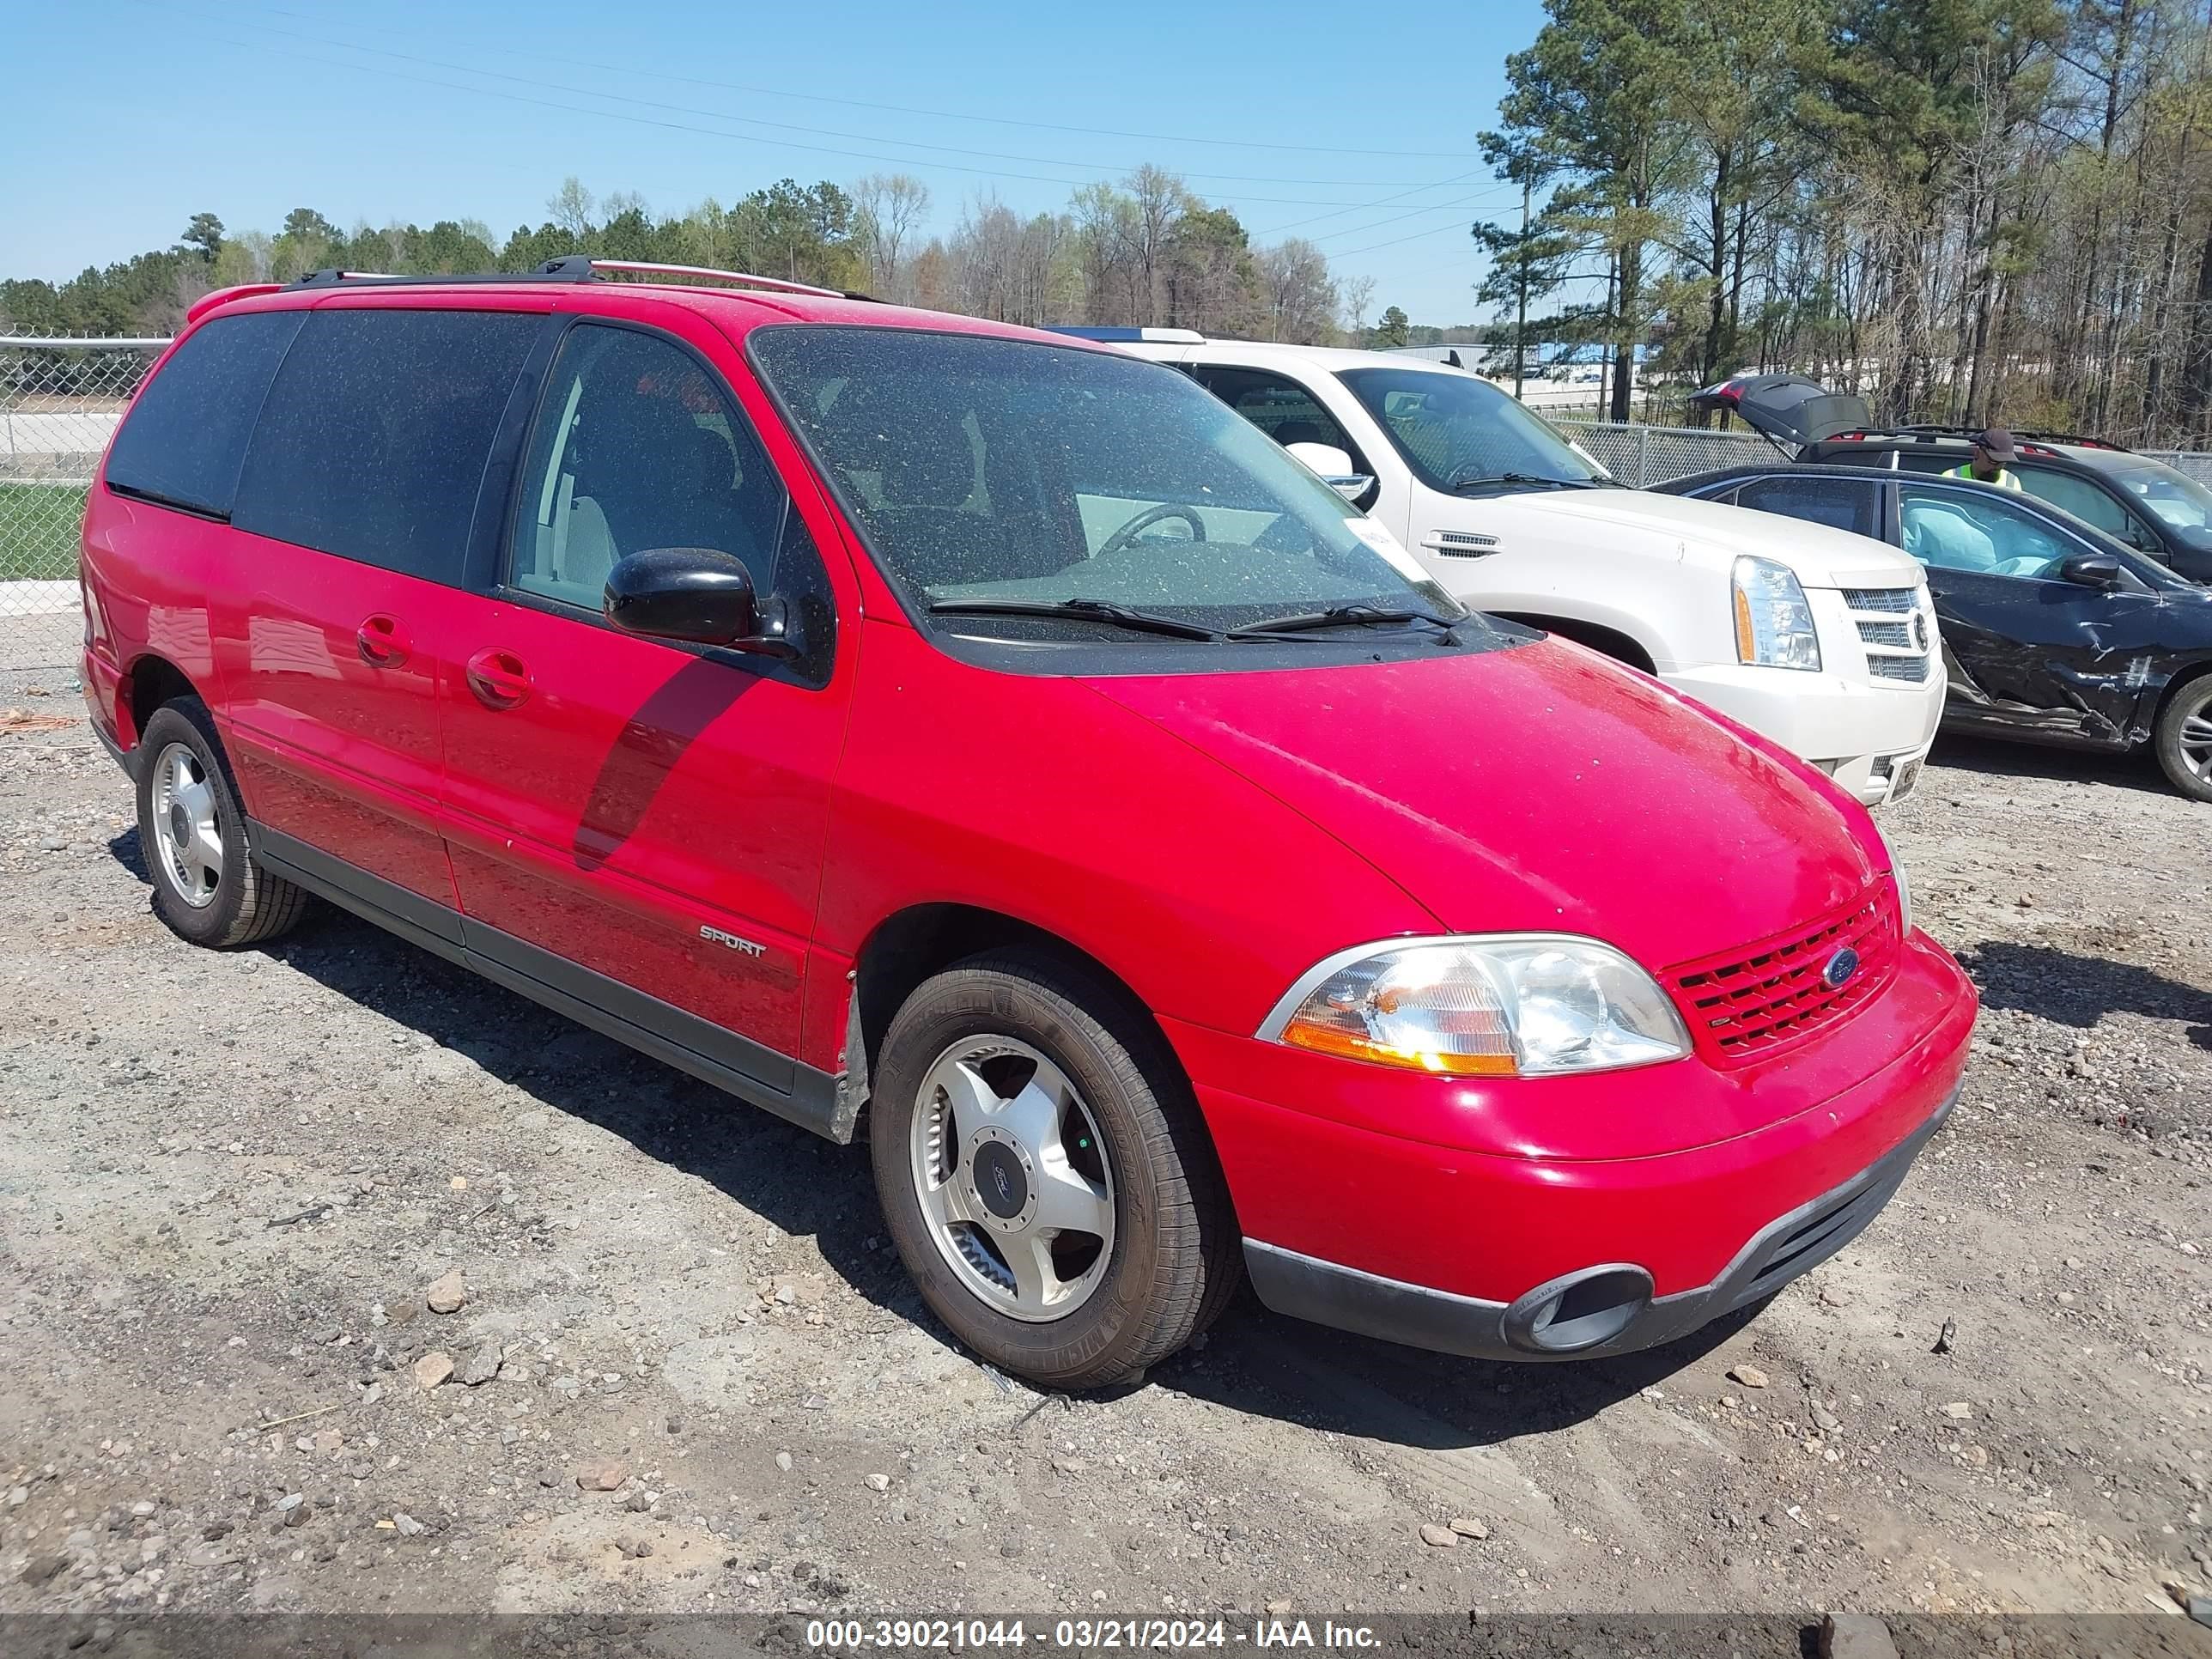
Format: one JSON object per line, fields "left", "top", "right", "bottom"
{"left": 1883, "top": 422, "right": 2129, "bottom": 452}
{"left": 282, "top": 254, "right": 875, "bottom": 301}
{"left": 283, "top": 255, "right": 600, "bottom": 290}
{"left": 587, "top": 258, "right": 862, "bottom": 299}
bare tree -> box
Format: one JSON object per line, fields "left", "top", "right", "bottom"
{"left": 549, "top": 177, "right": 597, "bottom": 238}
{"left": 1340, "top": 274, "right": 1378, "bottom": 343}
{"left": 1256, "top": 239, "right": 1340, "bottom": 343}
{"left": 853, "top": 173, "right": 933, "bottom": 302}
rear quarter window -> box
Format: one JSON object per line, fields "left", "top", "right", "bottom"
{"left": 103, "top": 312, "right": 304, "bottom": 518}
{"left": 233, "top": 309, "right": 543, "bottom": 580}
{"left": 1733, "top": 474, "right": 1880, "bottom": 539}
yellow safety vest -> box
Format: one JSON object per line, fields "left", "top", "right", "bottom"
{"left": 1946, "top": 464, "right": 2022, "bottom": 491}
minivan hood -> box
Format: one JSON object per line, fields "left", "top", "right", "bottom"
{"left": 1486, "top": 487, "right": 1920, "bottom": 589}
{"left": 1085, "top": 636, "right": 1877, "bottom": 972}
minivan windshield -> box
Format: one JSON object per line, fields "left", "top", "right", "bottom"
{"left": 1336, "top": 366, "right": 1615, "bottom": 495}
{"left": 747, "top": 326, "right": 1467, "bottom": 638}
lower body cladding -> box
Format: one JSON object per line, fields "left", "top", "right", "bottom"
{"left": 1242, "top": 1091, "right": 1954, "bottom": 1361}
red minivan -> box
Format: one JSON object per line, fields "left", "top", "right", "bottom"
{"left": 79, "top": 258, "right": 1977, "bottom": 1388}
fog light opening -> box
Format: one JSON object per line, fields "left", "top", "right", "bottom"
{"left": 1504, "top": 1265, "right": 1655, "bottom": 1354}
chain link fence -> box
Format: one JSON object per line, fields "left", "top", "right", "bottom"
{"left": 1553, "top": 419, "right": 1775, "bottom": 486}
{"left": 2, "top": 336, "right": 163, "bottom": 671}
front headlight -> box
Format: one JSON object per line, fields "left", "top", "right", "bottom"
{"left": 1261, "top": 936, "right": 1692, "bottom": 1078}
{"left": 1733, "top": 556, "right": 1822, "bottom": 671}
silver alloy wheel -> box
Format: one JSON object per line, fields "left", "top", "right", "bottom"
{"left": 908, "top": 1036, "right": 1116, "bottom": 1323}
{"left": 2182, "top": 712, "right": 2212, "bottom": 781}
{"left": 149, "top": 740, "right": 223, "bottom": 908}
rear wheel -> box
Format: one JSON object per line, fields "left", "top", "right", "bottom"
{"left": 2153, "top": 675, "right": 2212, "bottom": 803}
{"left": 869, "top": 951, "right": 1237, "bottom": 1389}
{"left": 135, "top": 698, "right": 310, "bottom": 948}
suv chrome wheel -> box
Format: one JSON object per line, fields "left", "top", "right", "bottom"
{"left": 149, "top": 740, "right": 223, "bottom": 908}
{"left": 908, "top": 1035, "right": 1115, "bottom": 1322}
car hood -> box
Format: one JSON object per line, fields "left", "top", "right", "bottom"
{"left": 1488, "top": 487, "right": 1920, "bottom": 590}
{"left": 1084, "top": 635, "right": 1879, "bottom": 973}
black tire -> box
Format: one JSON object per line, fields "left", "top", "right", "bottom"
{"left": 2153, "top": 674, "right": 2212, "bottom": 803}
{"left": 869, "top": 950, "right": 1239, "bottom": 1389}
{"left": 135, "top": 697, "right": 310, "bottom": 948}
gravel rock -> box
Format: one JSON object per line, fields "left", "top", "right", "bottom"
{"left": 425, "top": 1270, "right": 466, "bottom": 1315}
{"left": 459, "top": 1345, "right": 501, "bottom": 1387}
{"left": 1727, "top": 1364, "right": 1770, "bottom": 1389}
{"left": 1417, "top": 1523, "right": 1457, "bottom": 1548}
{"left": 1819, "top": 1612, "right": 1899, "bottom": 1659}
{"left": 18, "top": 1553, "right": 69, "bottom": 1586}
{"left": 576, "top": 1459, "right": 628, "bottom": 1492}
{"left": 1448, "top": 1516, "right": 1489, "bottom": 1539}
{"left": 412, "top": 1351, "right": 454, "bottom": 1390}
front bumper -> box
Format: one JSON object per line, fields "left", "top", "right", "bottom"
{"left": 1663, "top": 659, "right": 1942, "bottom": 806}
{"left": 1242, "top": 1089, "right": 1954, "bottom": 1362}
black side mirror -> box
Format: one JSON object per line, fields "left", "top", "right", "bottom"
{"left": 603, "top": 547, "right": 797, "bottom": 658}
{"left": 2057, "top": 552, "right": 2124, "bottom": 590}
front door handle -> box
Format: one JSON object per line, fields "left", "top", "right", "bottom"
{"left": 356, "top": 614, "right": 411, "bottom": 667}
{"left": 465, "top": 647, "right": 532, "bottom": 711}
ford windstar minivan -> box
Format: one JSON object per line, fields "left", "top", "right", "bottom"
{"left": 80, "top": 258, "right": 1977, "bottom": 1388}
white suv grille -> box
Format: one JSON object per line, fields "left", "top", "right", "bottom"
{"left": 1844, "top": 586, "right": 1934, "bottom": 685}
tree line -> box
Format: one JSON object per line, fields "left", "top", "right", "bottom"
{"left": 1477, "top": 0, "right": 2212, "bottom": 442}
{"left": 0, "top": 171, "right": 1363, "bottom": 349}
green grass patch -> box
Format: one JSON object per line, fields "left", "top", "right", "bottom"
{"left": 0, "top": 481, "right": 88, "bottom": 580}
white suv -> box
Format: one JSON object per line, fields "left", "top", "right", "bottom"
{"left": 1103, "top": 332, "right": 1944, "bottom": 805}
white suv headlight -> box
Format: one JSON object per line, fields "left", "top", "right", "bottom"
{"left": 1733, "top": 555, "right": 1821, "bottom": 671}
{"left": 1261, "top": 936, "right": 1692, "bottom": 1078}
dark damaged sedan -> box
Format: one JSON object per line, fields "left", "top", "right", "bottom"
{"left": 1656, "top": 463, "right": 2212, "bottom": 802}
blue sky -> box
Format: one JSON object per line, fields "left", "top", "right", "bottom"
{"left": 1, "top": 0, "right": 1547, "bottom": 325}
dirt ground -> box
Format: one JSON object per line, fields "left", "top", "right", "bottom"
{"left": 2, "top": 654, "right": 2209, "bottom": 1635}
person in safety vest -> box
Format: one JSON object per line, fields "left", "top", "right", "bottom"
{"left": 1949, "top": 428, "right": 2023, "bottom": 490}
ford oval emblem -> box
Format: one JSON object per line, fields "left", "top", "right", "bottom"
{"left": 1823, "top": 947, "right": 1862, "bottom": 990}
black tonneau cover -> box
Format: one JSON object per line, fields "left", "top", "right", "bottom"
{"left": 1690, "top": 373, "right": 1873, "bottom": 451}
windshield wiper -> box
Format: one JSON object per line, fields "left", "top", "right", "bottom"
{"left": 927, "top": 598, "right": 1220, "bottom": 641}
{"left": 1446, "top": 469, "right": 1606, "bottom": 494}
{"left": 1227, "top": 604, "right": 1455, "bottom": 639}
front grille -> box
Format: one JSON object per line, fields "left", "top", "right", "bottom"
{"left": 1842, "top": 586, "right": 1917, "bottom": 612}
{"left": 1856, "top": 619, "right": 1911, "bottom": 648}
{"left": 1845, "top": 585, "right": 1932, "bottom": 686}
{"left": 1666, "top": 884, "right": 1903, "bottom": 1066}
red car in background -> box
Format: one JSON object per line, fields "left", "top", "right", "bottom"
{"left": 77, "top": 258, "right": 1977, "bottom": 1388}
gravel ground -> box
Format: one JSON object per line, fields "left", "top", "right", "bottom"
{"left": 3, "top": 661, "right": 2209, "bottom": 1632}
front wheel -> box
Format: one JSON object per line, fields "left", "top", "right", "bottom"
{"left": 2154, "top": 675, "right": 2212, "bottom": 803}
{"left": 868, "top": 951, "right": 1237, "bottom": 1389}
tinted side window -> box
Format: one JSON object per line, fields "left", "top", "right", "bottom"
{"left": 1191, "top": 367, "right": 1356, "bottom": 458}
{"left": 2015, "top": 465, "right": 2156, "bottom": 550}
{"left": 103, "top": 313, "right": 303, "bottom": 517}
{"left": 507, "top": 323, "right": 790, "bottom": 609}
{"left": 234, "top": 309, "right": 540, "bottom": 580}
{"left": 1892, "top": 450, "right": 1960, "bottom": 477}
{"left": 1734, "top": 474, "right": 1878, "bottom": 539}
